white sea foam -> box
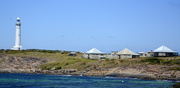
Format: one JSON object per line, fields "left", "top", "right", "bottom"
{"left": 62, "top": 75, "right": 72, "bottom": 77}
{"left": 105, "top": 76, "right": 114, "bottom": 78}
{"left": 79, "top": 74, "right": 83, "bottom": 76}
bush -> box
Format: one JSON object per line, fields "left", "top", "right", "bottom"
{"left": 39, "top": 62, "right": 60, "bottom": 70}
{"left": 140, "top": 57, "right": 163, "bottom": 64}
{"left": 169, "top": 67, "right": 180, "bottom": 71}
{"left": 80, "top": 62, "right": 86, "bottom": 65}
{"left": 55, "top": 66, "right": 62, "bottom": 70}
{"left": 110, "top": 59, "right": 115, "bottom": 62}
{"left": 40, "top": 65, "right": 51, "bottom": 70}
{"left": 65, "top": 63, "right": 69, "bottom": 66}
{"left": 162, "top": 59, "right": 180, "bottom": 65}
{"left": 105, "top": 58, "right": 110, "bottom": 62}
{"left": 172, "top": 59, "right": 180, "bottom": 64}
{"left": 173, "top": 82, "right": 180, "bottom": 88}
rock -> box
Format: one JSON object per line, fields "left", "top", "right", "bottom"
{"left": 0, "top": 54, "right": 180, "bottom": 81}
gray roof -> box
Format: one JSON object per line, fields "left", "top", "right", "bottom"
{"left": 153, "top": 45, "right": 177, "bottom": 53}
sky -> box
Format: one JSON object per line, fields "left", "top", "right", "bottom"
{"left": 0, "top": 0, "right": 180, "bottom": 53}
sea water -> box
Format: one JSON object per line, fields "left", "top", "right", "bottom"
{"left": 0, "top": 73, "right": 175, "bottom": 88}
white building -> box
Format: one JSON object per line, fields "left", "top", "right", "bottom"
{"left": 137, "top": 52, "right": 148, "bottom": 57}
{"left": 116, "top": 48, "right": 139, "bottom": 59}
{"left": 152, "top": 45, "right": 178, "bottom": 57}
{"left": 83, "top": 48, "right": 105, "bottom": 59}
{"left": 12, "top": 17, "right": 22, "bottom": 50}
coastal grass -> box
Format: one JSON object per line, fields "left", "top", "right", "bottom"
{"left": 39, "top": 57, "right": 98, "bottom": 70}
{"left": 100, "top": 57, "right": 180, "bottom": 68}
{"left": 1, "top": 49, "right": 179, "bottom": 71}
{"left": 1, "top": 50, "right": 99, "bottom": 70}
{"left": 2, "top": 50, "right": 82, "bottom": 61}
{"left": 168, "top": 67, "right": 180, "bottom": 71}
{"left": 173, "top": 82, "right": 180, "bottom": 88}
{"left": 140, "top": 57, "right": 180, "bottom": 65}
{"left": 140, "top": 57, "right": 163, "bottom": 64}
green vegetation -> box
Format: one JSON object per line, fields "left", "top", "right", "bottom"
{"left": 0, "top": 49, "right": 179, "bottom": 71}
{"left": 39, "top": 57, "right": 98, "bottom": 70}
{"left": 0, "top": 49, "right": 97, "bottom": 70}
{"left": 0, "top": 49, "right": 70, "bottom": 54}
{"left": 55, "top": 66, "right": 62, "bottom": 70}
{"left": 173, "top": 82, "right": 180, "bottom": 88}
{"left": 38, "top": 56, "right": 180, "bottom": 70}
{"left": 168, "top": 67, "right": 180, "bottom": 71}
{"left": 140, "top": 57, "right": 163, "bottom": 64}
{"left": 140, "top": 57, "right": 180, "bottom": 65}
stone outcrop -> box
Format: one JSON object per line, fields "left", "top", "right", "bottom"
{"left": 0, "top": 54, "right": 48, "bottom": 73}
{"left": 77, "top": 64, "right": 180, "bottom": 80}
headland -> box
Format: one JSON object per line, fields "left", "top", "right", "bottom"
{"left": 0, "top": 50, "right": 179, "bottom": 81}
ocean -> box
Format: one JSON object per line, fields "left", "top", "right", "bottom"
{"left": 0, "top": 73, "right": 175, "bottom": 88}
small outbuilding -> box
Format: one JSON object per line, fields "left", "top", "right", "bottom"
{"left": 137, "top": 52, "right": 148, "bottom": 57}
{"left": 69, "top": 52, "right": 77, "bottom": 56}
{"left": 83, "top": 48, "right": 105, "bottom": 59}
{"left": 152, "top": 45, "right": 178, "bottom": 57}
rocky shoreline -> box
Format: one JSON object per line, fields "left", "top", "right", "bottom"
{"left": 0, "top": 67, "right": 179, "bottom": 81}
{"left": 0, "top": 54, "right": 180, "bottom": 81}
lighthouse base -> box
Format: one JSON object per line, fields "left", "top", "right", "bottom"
{"left": 12, "top": 46, "right": 22, "bottom": 50}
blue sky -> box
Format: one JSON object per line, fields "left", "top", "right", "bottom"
{"left": 0, "top": 0, "right": 180, "bottom": 53}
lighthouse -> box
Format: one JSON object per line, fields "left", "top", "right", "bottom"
{"left": 12, "top": 17, "right": 22, "bottom": 50}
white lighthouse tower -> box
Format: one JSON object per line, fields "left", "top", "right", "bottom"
{"left": 12, "top": 17, "right": 22, "bottom": 50}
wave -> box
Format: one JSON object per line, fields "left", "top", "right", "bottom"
{"left": 105, "top": 76, "right": 114, "bottom": 78}
{"left": 61, "top": 75, "right": 72, "bottom": 77}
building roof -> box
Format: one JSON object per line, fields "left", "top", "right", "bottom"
{"left": 69, "top": 52, "right": 76, "bottom": 54}
{"left": 153, "top": 45, "right": 176, "bottom": 53}
{"left": 137, "top": 52, "right": 145, "bottom": 54}
{"left": 132, "top": 53, "right": 140, "bottom": 55}
{"left": 117, "top": 48, "right": 135, "bottom": 55}
{"left": 86, "top": 48, "right": 104, "bottom": 54}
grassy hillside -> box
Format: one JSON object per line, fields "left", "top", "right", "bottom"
{"left": 0, "top": 49, "right": 98, "bottom": 70}
{"left": 0, "top": 49, "right": 179, "bottom": 71}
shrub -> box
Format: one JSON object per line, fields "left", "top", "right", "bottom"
{"left": 173, "top": 82, "right": 180, "bottom": 88}
{"left": 65, "top": 63, "right": 69, "bottom": 66}
{"left": 162, "top": 59, "right": 180, "bottom": 65}
{"left": 169, "top": 67, "right": 180, "bottom": 71}
{"left": 105, "top": 58, "right": 110, "bottom": 62}
{"left": 39, "top": 65, "right": 51, "bottom": 70}
{"left": 55, "top": 66, "right": 62, "bottom": 70}
{"left": 80, "top": 62, "right": 86, "bottom": 65}
{"left": 162, "top": 60, "right": 172, "bottom": 65}
{"left": 110, "top": 59, "right": 115, "bottom": 62}
{"left": 140, "top": 57, "right": 163, "bottom": 64}
{"left": 172, "top": 59, "right": 180, "bottom": 65}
